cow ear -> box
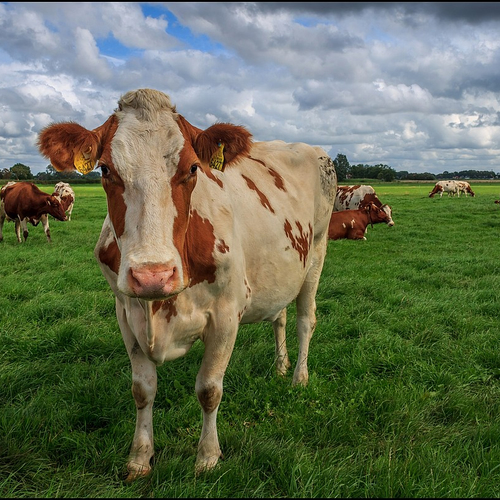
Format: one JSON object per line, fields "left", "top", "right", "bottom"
{"left": 194, "top": 123, "right": 252, "bottom": 167}
{"left": 38, "top": 115, "right": 117, "bottom": 173}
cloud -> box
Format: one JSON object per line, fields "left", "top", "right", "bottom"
{"left": 1, "top": 2, "right": 500, "bottom": 175}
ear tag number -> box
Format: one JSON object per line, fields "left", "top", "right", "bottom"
{"left": 74, "top": 150, "right": 94, "bottom": 174}
{"left": 209, "top": 142, "right": 225, "bottom": 172}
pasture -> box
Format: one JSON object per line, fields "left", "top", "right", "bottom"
{"left": 1, "top": 181, "right": 500, "bottom": 497}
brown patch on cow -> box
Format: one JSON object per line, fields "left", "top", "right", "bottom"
{"left": 268, "top": 168, "right": 286, "bottom": 191}
{"left": 185, "top": 209, "right": 217, "bottom": 287}
{"left": 283, "top": 219, "right": 312, "bottom": 267}
{"left": 98, "top": 237, "right": 121, "bottom": 274}
{"left": 197, "top": 385, "right": 222, "bottom": 414}
{"left": 132, "top": 381, "right": 148, "bottom": 410}
{"left": 152, "top": 297, "right": 179, "bottom": 322}
{"left": 248, "top": 156, "right": 266, "bottom": 167}
{"left": 201, "top": 165, "right": 224, "bottom": 189}
{"left": 217, "top": 240, "right": 229, "bottom": 254}
{"left": 241, "top": 174, "right": 275, "bottom": 213}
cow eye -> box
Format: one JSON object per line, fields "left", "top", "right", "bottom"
{"left": 190, "top": 164, "right": 198, "bottom": 175}
{"left": 99, "top": 164, "right": 110, "bottom": 177}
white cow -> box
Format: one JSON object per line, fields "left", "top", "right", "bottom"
{"left": 38, "top": 88, "right": 337, "bottom": 480}
{"left": 53, "top": 182, "right": 75, "bottom": 220}
{"left": 429, "top": 180, "right": 459, "bottom": 198}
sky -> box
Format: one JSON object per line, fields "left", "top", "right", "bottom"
{"left": 1, "top": 2, "right": 500, "bottom": 175}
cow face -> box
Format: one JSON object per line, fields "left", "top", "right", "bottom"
{"left": 46, "top": 196, "right": 68, "bottom": 222}
{"left": 38, "top": 88, "right": 252, "bottom": 300}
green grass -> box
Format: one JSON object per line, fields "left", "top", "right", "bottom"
{"left": 2, "top": 182, "right": 500, "bottom": 497}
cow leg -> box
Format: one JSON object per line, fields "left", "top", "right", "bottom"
{"left": 273, "top": 307, "right": 291, "bottom": 376}
{"left": 0, "top": 205, "right": 5, "bottom": 242}
{"left": 116, "top": 299, "right": 157, "bottom": 482}
{"left": 292, "top": 237, "right": 327, "bottom": 386}
{"left": 195, "top": 320, "right": 238, "bottom": 474}
{"left": 40, "top": 214, "right": 51, "bottom": 242}
{"left": 15, "top": 219, "right": 24, "bottom": 242}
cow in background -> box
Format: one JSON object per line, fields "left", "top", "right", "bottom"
{"left": 37, "top": 88, "right": 337, "bottom": 479}
{"left": 0, "top": 181, "right": 67, "bottom": 242}
{"left": 328, "top": 202, "right": 392, "bottom": 240}
{"left": 334, "top": 184, "right": 394, "bottom": 226}
{"left": 456, "top": 180, "right": 475, "bottom": 197}
{"left": 53, "top": 182, "right": 75, "bottom": 220}
{"left": 429, "top": 180, "right": 459, "bottom": 198}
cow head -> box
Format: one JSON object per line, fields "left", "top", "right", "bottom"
{"left": 364, "top": 202, "right": 393, "bottom": 226}
{"left": 38, "top": 88, "right": 252, "bottom": 300}
{"left": 45, "top": 195, "right": 68, "bottom": 222}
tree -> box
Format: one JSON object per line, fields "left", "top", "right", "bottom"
{"left": 333, "top": 153, "right": 350, "bottom": 182}
{"left": 10, "top": 163, "right": 33, "bottom": 180}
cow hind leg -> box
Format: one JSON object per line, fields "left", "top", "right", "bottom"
{"left": 15, "top": 219, "right": 23, "bottom": 242}
{"left": 273, "top": 307, "right": 291, "bottom": 376}
{"left": 292, "top": 237, "right": 327, "bottom": 386}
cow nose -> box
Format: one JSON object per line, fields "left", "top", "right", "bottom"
{"left": 129, "top": 264, "right": 178, "bottom": 298}
{"left": 388, "top": 221, "right": 394, "bottom": 227}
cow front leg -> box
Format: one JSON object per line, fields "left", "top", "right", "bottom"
{"left": 195, "top": 321, "right": 238, "bottom": 474}
{"left": 40, "top": 214, "right": 51, "bottom": 242}
{"left": 273, "top": 307, "right": 291, "bottom": 376}
{"left": 116, "top": 299, "right": 157, "bottom": 482}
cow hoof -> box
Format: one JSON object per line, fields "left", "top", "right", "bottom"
{"left": 195, "top": 453, "right": 223, "bottom": 476}
{"left": 124, "top": 464, "right": 152, "bottom": 483}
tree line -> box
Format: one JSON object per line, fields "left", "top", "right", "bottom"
{"left": 3, "top": 158, "right": 500, "bottom": 183}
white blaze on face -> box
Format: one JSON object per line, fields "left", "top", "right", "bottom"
{"left": 110, "top": 108, "right": 187, "bottom": 297}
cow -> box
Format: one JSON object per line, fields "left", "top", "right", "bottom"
{"left": 328, "top": 202, "right": 392, "bottom": 240}
{"left": 37, "top": 88, "right": 337, "bottom": 480}
{"left": 456, "top": 180, "right": 475, "bottom": 197}
{"left": 429, "top": 180, "right": 459, "bottom": 198}
{"left": 334, "top": 184, "right": 394, "bottom": 226}
{"left": 0, "top": 181, "right": 67, "bottom": 243}
{"left": 53, "top": 182, "right": 75, "bottom": 220}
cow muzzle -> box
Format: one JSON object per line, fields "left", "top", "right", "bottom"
{"left": 128, "top": 263, "right": 181, "bottom": 299}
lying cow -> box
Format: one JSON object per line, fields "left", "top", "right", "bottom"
{"left": 53, "top": 181, "right": 75, "bottom": 220}
{"left": 334, "top": 184, "right": 394, "bottom": 226}
{"left": 0, "top": 181, "right": 67, "bottom": 242}
{"left": 38, "top": 88, "right": 337, "bottom": 479}
{"left": 328, "top": 202, "right": 392, "bottom": 240}
{"left": 429, "top": 180, "right": 459, "bottom": 198}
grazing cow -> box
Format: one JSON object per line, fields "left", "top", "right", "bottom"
{"left": 328, "top": 202, "right": 392, "bottom": 240}
{"left": 334, "top": 184, "right": 394, "bottom": 226}
{"left": 38, "top": 88, "right": 337, "bottom": 479}
{"left": 53, "top": 182, "right": 75, "bottom": 220}
{"left": 429, "top": 180, "right": 460, "bottom": 198}
{"left": 456, "top": 180, "right": 475, "bottom": 197}
{"left": 0, "top": 181, "right": 67, "bottom": 243}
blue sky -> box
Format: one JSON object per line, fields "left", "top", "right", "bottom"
{"left": 1, "top": 2, "right": 500, "bottom": 175}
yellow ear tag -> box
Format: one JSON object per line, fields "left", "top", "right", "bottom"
{"left": 74, "top": 152, "right": 95, "bottom": 174}
{"left": 209, "top": 142, "right": 225, "bottom": 172}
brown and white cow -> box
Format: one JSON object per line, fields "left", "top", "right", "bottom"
{"left": 328, "top": 201, "right": 392, "bottom": 240}
{"left": 38, "top": 88, "right": 337, "bottom": 479}
{"left": 429, "top": 180, "right": 459, "bottom": 198}
{"left": 0, "top": 181, "right": 67, "bottom": 243}
{"left": 456, "top": 180, "right": 475, "bottom": 197}
{"left": 53, "top": 182, "right": 75, "bottom": 220}
{"left": 334, "top": 184, "right": 394, "bottom": 226}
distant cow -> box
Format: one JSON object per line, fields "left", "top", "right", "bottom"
{"left": 456, "top": 180, "right": 475, "bottom": 197}
{"left": 53, "top": 182, "right": 75, "bottom": 220}
{"left": 0, "top": 181, "right": 67, "bottom": 242}
{"left": 429, "top": 180, "right": 459, "bottom": 198}
{"left": 37, "top": 88, "right": 337, "bottom": 479}
{"left": 334, "top": 184, "right": 394, "bottom": 226}
{"left": 328, "top": 202, "right": 392, "bottom": 240}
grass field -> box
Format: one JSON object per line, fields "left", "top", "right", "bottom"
{"left": 1, "top": 181, "right": 500, "bottom": 497}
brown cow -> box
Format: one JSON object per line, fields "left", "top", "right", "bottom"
{"left": 334, "top": 184, "right": 394, "bottom": 226}
{"left": 0, "top": 182, "right": 67, "bottom": 242}
{"left": 328, "top": 202, "right": 392, "bottom": 240}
